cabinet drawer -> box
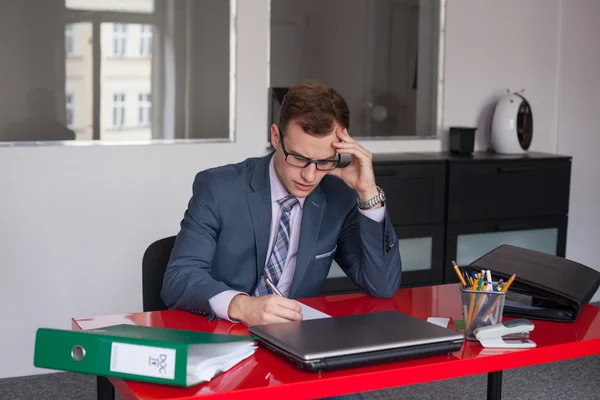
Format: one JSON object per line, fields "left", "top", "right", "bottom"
{"left": 374, "top": 163, "right": 446, "bottom": 225}
{"left": 447, "top": 160, "right": 571, "bottom": 222}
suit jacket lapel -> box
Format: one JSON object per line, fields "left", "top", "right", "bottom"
{"left": 289, "top": 187, "right": 326, "bottom": 298}
{"left": 246, "top": 155, "right": 273, "bottom": 286}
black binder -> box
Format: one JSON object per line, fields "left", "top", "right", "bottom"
{"left": 469, "top": 245, "right": 600, "bottom": 322}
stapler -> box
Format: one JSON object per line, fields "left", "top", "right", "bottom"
{"left": 473, "top": 319, "right": 537, "bottom": 348}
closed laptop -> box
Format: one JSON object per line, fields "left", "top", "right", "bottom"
{"left": 249, "top": 310, "right": 464, "bottom": 372}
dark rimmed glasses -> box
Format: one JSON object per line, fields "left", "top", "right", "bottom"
{"left": 278, "top": 127, "right": 340, "bottom": 171}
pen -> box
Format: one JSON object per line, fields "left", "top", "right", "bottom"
{"left": 266, "top": 278, "right": 285, "bottom": 297}
{"left": 452, "top": 261, "right": 468, "bottom": 287}
{"left": 464, "top": 271, "right": 473, "bottom": 287}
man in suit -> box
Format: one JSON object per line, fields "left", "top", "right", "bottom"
{"left": 161, "top": 81, "right": 402, "bottom": 326}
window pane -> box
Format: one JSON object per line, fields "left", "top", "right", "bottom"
{"left": 66, "top": 22, "right": 93, "bottom": 140}
{"left": 398, "top": 237, "right": 433, "bottom": 272}
{"left": 0, "top": 0, "right": 233, "bottom": 143}
{"left": 270, "top": 0, "right": 441, "bottom": 138}
{"left": 102, "top": 23, "right": 152, "bottom": 140}
{"left": 66, "top": 0, "right": 154, "bottom": 13}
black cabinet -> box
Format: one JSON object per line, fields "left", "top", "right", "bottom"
{"left": 442, "top": 151, "right": 571, "bottom": 284}
{"left": 321, "top": 151, "right": 572, "bottom": 296}
{"left": 374, "top": 162, "right": 446, "bottom": 225}
{"left": 447, "top": 158, "right": 571, "bottom": 222}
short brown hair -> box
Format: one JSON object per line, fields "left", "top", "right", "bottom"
{"left": 278, "top": 81, "right": 349, "bottom": 136}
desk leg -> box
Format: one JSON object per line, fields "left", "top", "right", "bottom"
{"left": 97, "top": 376, "right": 115, "bottom": 400}
{"left": 487, "top": 371, "right": 502, "bottom": 400}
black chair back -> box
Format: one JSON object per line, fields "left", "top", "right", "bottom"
{"left": 142, "top": 236, "right": 176, "bottom": 312}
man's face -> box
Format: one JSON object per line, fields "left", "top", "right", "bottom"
{"left": 270, "top": 121, "right": 340, "bottom": 198}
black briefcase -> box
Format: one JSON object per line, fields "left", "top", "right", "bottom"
{"left": 469, "top": 245, "right": 600, "bottom": 322}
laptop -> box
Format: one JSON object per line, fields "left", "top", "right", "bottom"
{"left": 248, "top": 311, "right": 464, "bottom": 372}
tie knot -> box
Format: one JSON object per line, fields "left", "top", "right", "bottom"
{"left": 278, "top": 195, "right": 298, "bottom": 213}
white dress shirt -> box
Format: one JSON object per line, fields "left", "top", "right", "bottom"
{"left": 208, "top": 157, "right": 386, "bottom": 321}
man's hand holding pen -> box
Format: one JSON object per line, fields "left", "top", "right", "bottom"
{"left": 228, "top": 278, "right": 303, "bottom": 326}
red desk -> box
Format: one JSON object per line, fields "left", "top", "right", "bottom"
{"left": 72, "top": 284, "right": 600, "bottom": 400}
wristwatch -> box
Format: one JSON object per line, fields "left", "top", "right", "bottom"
{"left": 357, "top": 186, "right": 386, "bottom": 210}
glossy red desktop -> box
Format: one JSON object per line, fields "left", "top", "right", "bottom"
{"left": 72, "top": 284, "right": 600, "bottom": 400}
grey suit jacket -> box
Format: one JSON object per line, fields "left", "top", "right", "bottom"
{"left": 161, "top": 153, "right": 402, "bottom": 318}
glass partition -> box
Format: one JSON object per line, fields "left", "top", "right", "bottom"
{"left": 0, "top": 0, "right": 235, "bottom": 144}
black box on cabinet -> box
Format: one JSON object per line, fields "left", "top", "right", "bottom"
{"left": 449, "top": 127, "right": 476, "bottom": 155}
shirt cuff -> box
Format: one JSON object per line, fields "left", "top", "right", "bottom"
{"left": 358, "top": 203, "right": 386, "bottom": 223}
{"left": 208, "top": 290, "right": 248, "bottom": 322}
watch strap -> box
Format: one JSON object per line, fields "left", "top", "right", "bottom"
{"left": 357, "top": 186, "right": 386, "bottom": 210}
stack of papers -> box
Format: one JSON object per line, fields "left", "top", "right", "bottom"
{"left": 187, "top": 341, "right": 257, "bottom": 385}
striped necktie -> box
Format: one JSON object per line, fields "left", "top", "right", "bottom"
{"left": 254, "top": 195, "right": 299, "bottom": 296}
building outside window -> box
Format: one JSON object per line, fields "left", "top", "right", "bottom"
{"left": 140, "top": 24, "right": 152, "bottom": 57}
{"left": 66, "top": 94, "right": 74, "bottom": 128}
{"left": 112, "top": 23, "right": 128, "bottom": 57}
{"left": 138, "top": 93, "right": 151, "bottom": 126}
{"left": 112, "top": 93, "right": 126, "bottom": 129}
{"left": 65, "top": 24, "right": 75, "bottom": 57}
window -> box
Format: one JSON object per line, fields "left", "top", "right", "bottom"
{"left": 66, "top": 94, "right": 74, "bottom": 128}
{"left": 138, "top": 93, "right": 151, "bottom": 126}
{"left": 270, "top": 0, "right": 443, "bottom": 139}
{"left": 65, "top": 24, "right": 75, "bottom": 57}
{"left": 112, "top": 93, "right": 126, "bottom": 128}
{"left": 140, "top": 25, "right": 152, "bottom": 57}
{"left": 59, "top": 0, "right": 234, "bottom": 142}
{"left": 112, "top": 24, "right": 128, "bottom": 57}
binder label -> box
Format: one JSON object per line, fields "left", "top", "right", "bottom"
{"left": 110, "top": 342, "right": 176, "bottom": 380}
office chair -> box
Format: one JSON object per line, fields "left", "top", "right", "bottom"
{"left": 142, "top": 236, "right": 176, "bottom": 312}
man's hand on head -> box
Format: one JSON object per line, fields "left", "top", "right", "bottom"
{"left": 228, "top": 293, "right": 303, "bottom": 326}
{"left": 328, "top": 128, "right": 381, "bottom": 208}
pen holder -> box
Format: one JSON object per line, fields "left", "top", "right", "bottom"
{"left": 460, "top": 286, "right": 506, "bottom": 341}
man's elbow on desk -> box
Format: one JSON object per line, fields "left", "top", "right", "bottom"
{"left": 360, "top": 266, "right": 402, "bottom": 299}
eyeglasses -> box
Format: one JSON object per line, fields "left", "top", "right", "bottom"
{"left": 278, "top": 127, "right": 340, "bottom": 171}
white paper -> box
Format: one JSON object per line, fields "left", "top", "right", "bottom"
{"left": 427, "top": 317, "right": 450, "bottom": 328}
{"left": 187, "top": 342, "right": 257, "bottom": 385}
{"left": 110, "top": 342, "right": 176, "bottom": 380}
{"left": 297, "top": 301, "right": 331, "bottom": 320}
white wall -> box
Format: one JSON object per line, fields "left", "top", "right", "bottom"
{"left": 1, "top": 0, "right": 599, "bottom": 379}
{"left": 555, "top": 0, "right": 600, "bottom": 287}
{"left": 443, "top": 0, "right": 561, "bottom": 153}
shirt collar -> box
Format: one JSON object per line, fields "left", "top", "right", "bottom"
{"left": 269, "top": 156, "right": 306, "bottom": 209}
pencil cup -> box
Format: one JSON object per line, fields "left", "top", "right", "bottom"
{"left": 460, "top": 286, "right": 506, "bottom": 341}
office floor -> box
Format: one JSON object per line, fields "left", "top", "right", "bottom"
{"left": 1, "top": 354, "right": 599, "bottom": 400}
